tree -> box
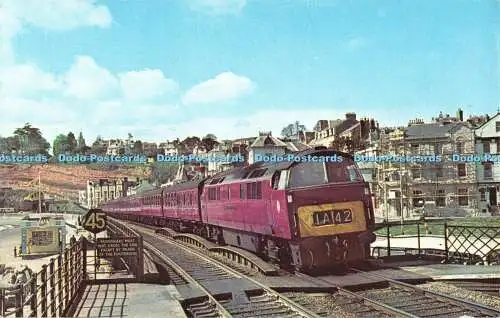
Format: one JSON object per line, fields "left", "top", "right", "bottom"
{"left": 181, "top": 136, "right": 200, "bottom": 152}
{"left": 0, "top": 136, "right": 8, "bottom": 153}
{"left": 201, "top": 136, "right": 218, "bottom": 152}
{"left": 91, "top": 136, "right": 107, "bottom": 155}
{"left": 77, "top": 132, "right": 86, "bottom": 152}
{"left": 13, "top": 123, "right": 50, "bottom": 155}
{"left": 205, "top": 133, "right": 217, "bottom": 141}
{"left": 132, "top": 140, "right": 143, "bottom": 154}
{"left": 53, "top": 134, "right": 69, "bottom": 156}
{"left": 281, "top": 121, "right": 307, "bottom": 139}
{"left": 67, "top": 132, "right": 77, "bottom": 154}
{"left": 128, "top": 133, "right": 133, "bottom": 140}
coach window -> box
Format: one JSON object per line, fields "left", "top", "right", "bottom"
{"left": 272, "top": 172, "right": 280, "bottom": 190}
{"left": 247, "top": 183, "right": 252, "bottom": 199}
{"left": 240, "top": 184, "right": 245, "bottom": 200}
{"left": 216, "top": 187, "right": 221, "bottom": 200}
{"left": 256, "top": 182, "right": 262, "bottom": 199}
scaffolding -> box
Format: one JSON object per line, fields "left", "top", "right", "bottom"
{"left": 375, "top": 123, "right": 479, "bottom": 219}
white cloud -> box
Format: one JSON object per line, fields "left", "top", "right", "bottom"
{"left": 347, "top": 37, "right": 367, "bottom": 50}
{"left": 0, "top": 0, "right": 112, "bottom": 67}
{"left": 63, "top": 56, "right": 119, "bottom": 100}
{"left": 119, "top": 70, "right": 178, "bottom": 101}
{"left": 0, "top": 64, "right": 60, "bottom": 96}
{"left": 188, "top": 0, "right": 247, "bottom": 15}
{"left": 182, "top": 72, "right": 255, "bottom": 105}
{"left": 2, "top": 0, "right": 112, "bottom": 31}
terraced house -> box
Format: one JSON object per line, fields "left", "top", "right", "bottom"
{"left": 474, "top": 112, "right": 500, "bottom": 215}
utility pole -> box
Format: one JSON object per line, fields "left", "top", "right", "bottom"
{"left": 38, "top": 171, "right": 42, "bottom": 214}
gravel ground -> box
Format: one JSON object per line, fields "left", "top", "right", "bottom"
{"left": 282, "top": 292, "right": 394, "bottom": 318}
{"left": 418, "top": 282, "right": 500, "bottom": 311}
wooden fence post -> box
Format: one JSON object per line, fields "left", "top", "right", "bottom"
{"left": 49, "top": 258, "right": 56, "bottom": 317}
{"left": 30, "top": 275, "right": 37, "bottom": 317}
{"left": 15, "top": 288, "right": 23, "bottom": 317}
{"left": 57, "top": 254, "right": 63, "bottom": 316}
{"left": 40, "top": 264, "right": 47, "bottom": 317}
{"left": 82, "top": 237, "right": 87, "bottom": 281}
{"left": 64, "top": 249, "right": 69, "bottom": 309}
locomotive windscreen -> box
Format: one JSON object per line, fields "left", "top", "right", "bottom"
{"left": 288, "top": 157, "right": 363, "bottom": 188}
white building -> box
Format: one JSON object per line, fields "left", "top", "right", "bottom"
{"left": 248, "top": 132, "right": 287, "bottom": 164}
{"left": 78, "top": 190, "right": 87, "bottom": 208}
{"left": 474, "top": 112, "right": 500, "bottom": 215}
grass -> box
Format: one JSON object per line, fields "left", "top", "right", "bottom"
{"left": 375, "top": 217, "right": 500, "bottom": 237}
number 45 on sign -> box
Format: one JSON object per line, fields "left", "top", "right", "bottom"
{"left": 82, "top": 209, "right": 107, "bottom": 234}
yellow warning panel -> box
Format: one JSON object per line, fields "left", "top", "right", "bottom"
{"left": 297, "top": 201, "right": 367, "bottom": 237}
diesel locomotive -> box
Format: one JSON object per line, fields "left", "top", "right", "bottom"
{"left": 101, "top": 148, "right": 376, "bottom": 271}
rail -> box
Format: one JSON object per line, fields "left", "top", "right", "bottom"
{"left": 0, "top": 236, "right": 86, "bottom": 317}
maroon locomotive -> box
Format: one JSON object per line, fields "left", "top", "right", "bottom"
{"left": 102, "top": 148, "right": 376, "bottom": 271}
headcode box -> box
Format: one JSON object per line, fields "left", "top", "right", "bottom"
{"left": 96, "top": 237, "right": 139, "bottom": 258}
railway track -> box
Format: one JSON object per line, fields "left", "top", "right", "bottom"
{"left": 123, "top": 221, "right": 322, "bottom": 318}
{"left": 341, "top": 269, "right": 500, "bottom": 317}
{"left": 443, "top": 280, "right": 500, "bottom": 298}
{"left": 112, "top": 219, "right": 500, "bottom": 317}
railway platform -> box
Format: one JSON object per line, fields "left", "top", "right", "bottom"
{"left": 72, "top": 283, "right": 186, "bottom": 318}
{"left": 400, "top": 264, "right": 500, "bottom": 280}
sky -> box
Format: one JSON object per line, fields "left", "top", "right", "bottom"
{"left": 0, "top": 0, "right": 498, "bottom": 145}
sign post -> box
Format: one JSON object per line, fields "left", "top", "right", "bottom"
{"left": 81, "top": 209, "right": 107, "bottom": 280}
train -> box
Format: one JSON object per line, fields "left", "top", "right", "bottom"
{"left": 101, "top": 148, "right": 376, "bottom": 271}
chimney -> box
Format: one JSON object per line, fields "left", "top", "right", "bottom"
{"left": 122, "top": 177, "right": 128, "bottom": 197}
{"left": 346, "top": 112, "right": 356, "bottom": 121}
{"left": 457, "top": 108, "right": 463, "bottom": 121}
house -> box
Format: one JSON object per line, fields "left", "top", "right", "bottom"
{"left": 248, "top": 132, "right": 288, "bottom": 164}
{"left": 474, "top": 111, "right": 500, "bottom": 215}
{"left": 310, "top": 113, "right": 376, "bottom": 151}
{"left": 162, "top": 142, "right": 179, "bottom": 156}
{"left": 403, "top": 118, "right": 477, "bottom": 217}
{"left": 86, "top": 177, "right": 138, "bottom": 208}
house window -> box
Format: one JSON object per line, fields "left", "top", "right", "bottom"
{"left": 434, "top": 144, "right": 442, "bottom": 155}
{"left": 479, "top": 189, "right": 486, "bottom": 201}
{"left": 411, "top": 168, "right": 421, "bottom": 179}
{"left": 412, "top": 190, "right": 423, "bottom": 207}
{"left": 456, "top": 142, "right": 464, "bottom": 153}
{"left": 411, "top": 144, "right": 419, "bottom": 154}
{"left": 436, "top": 165, "right": 443, "bottom": 178}
{"left": 391, "top": 172, "right": 400, "bottom": 181}
{"left": 436, "top": 189, "right": 446, "bottom": 207}
{"left": 484, "top": 140, "right": 491, "bottom": 154}
{"left": 458, "top": 188, "right": 468, "bottom": 206}
{"left": 457, "top": 164, "right": 466, "bottom": 177}
{"left": 484, "top": 162, "right": 493, "bottom": 179}
{"left": 496, "top": 121, "right": 500, "bottom": 132}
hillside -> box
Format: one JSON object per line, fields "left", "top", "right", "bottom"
{"left": 0, "top": 164, "right": 151, "bottom": 200}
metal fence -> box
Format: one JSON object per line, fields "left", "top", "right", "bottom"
{"left": 444, "top": 224, "right": 500, "bottom": 264}
{"left": 0, "top": 236, "right": 86, "bottom": 317}
{"left": 372, "top": 220, "right": 500, "bottom": 265}
{"left": 372, "top": 219, "right": 446, "bottom": 259}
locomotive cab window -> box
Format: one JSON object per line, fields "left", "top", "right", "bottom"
{"left": 288, "top": 156, "right": 362, "bottom": 188}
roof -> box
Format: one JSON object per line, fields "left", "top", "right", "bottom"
{"left": 162, "top": 179, "right": 206, "bottom": 192}
{"left": 284, "top": 140, "right": 312, "bottom": 152}
{"left": 250, "top": 135, "right": 287, "bottom": 148}
{"left": 404, "top": 122, "right": 464, "bottom": 140}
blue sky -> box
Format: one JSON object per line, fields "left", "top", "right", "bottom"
{"left": 0, "top": 0, "right": 498, "bottom": 144}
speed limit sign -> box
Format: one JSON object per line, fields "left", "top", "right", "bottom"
{"left": 82, "top": 209, "right": 107, "bottom": 234}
